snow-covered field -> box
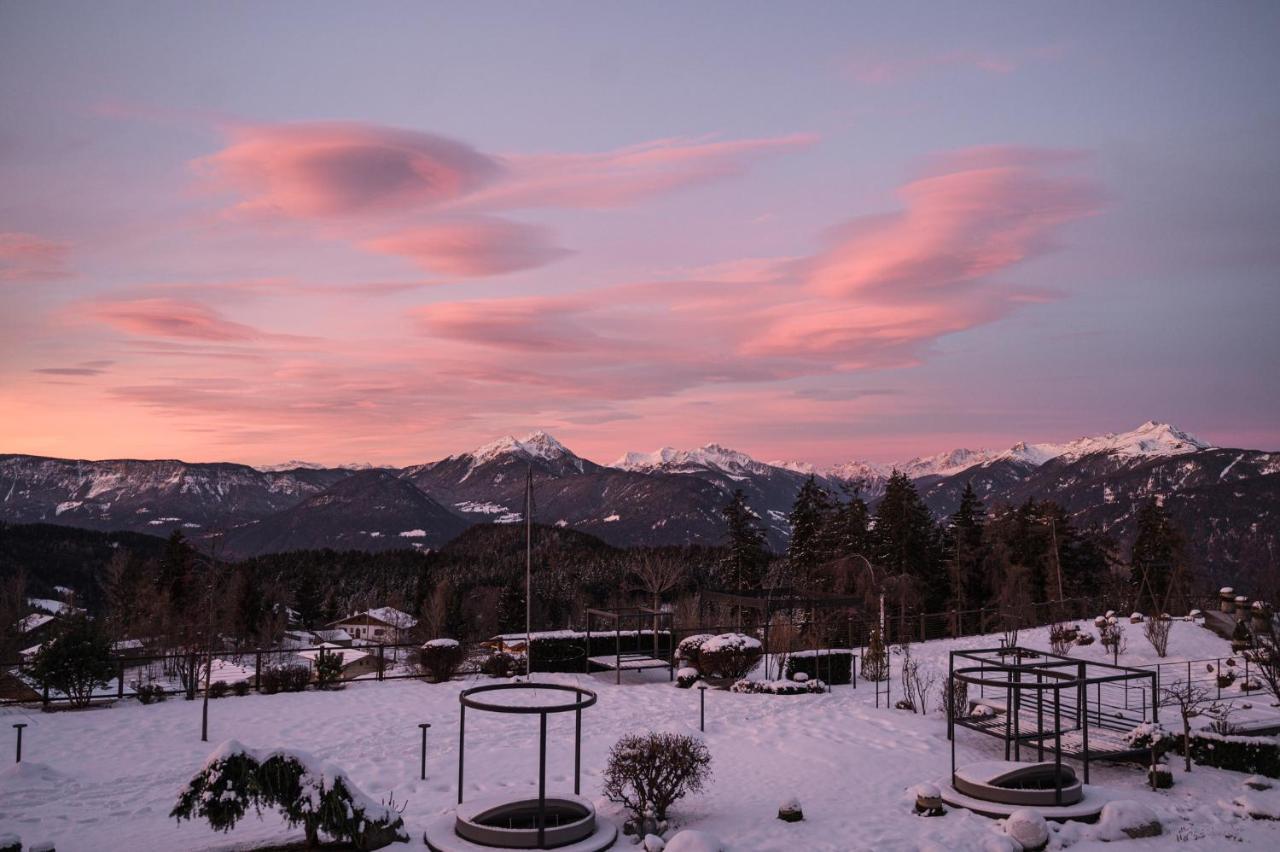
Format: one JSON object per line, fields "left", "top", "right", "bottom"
{"left": 2, "top": 621, "right": 1278, "bottom": 851}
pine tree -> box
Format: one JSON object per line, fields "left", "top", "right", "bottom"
{"left": 720, "top": 489, "right": 769, "bottom": 593}
{"left": 1130, "top": 499, "right": 1187, "bottom": 614}
{"left": 785, "top": 476, "right": 835, "bottom": 592}
{"left": 870, "top": 472, "right": 944, "bottom": 611}
{"left": 496, "top": 575, "right": 526, "bottom": 635}
{"left": 943, "top": 482, "right": 987, "bottom": 613}
{"left": 827, "top": 484, "right": 871, "bottom": 557}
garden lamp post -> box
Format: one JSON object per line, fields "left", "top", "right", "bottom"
{"left": 697, "top": 681, "right": 708, "bottom": 732}
{"left": 419, "top": 722, "right": 431, "bottom": 780}
{"left": 13, "top": 723, "right": 26, "bottom": 763}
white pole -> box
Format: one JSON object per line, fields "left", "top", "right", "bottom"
{"left": 526, "top": 465, "right": 533, "bottom": 680}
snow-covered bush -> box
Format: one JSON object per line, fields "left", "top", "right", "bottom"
{"left": 729, "top": 678, "right": 825, "bottom": 695}
{"left": 785, "top": 649, "right": 853, "bottom": 685}
{"left": 171, "top": 740, "right": 408, "bottom": 850}
{"left": 1148, "top": 762, "right": 1173, "bottom": 789}
{"left": 1048, "top": 622, "right": 1075, "bottom": 655}
{"left": 207, "top": 680, "right": 230, "bottom": 699}
{"left": 1185, "top": 731, "right": 1280, "bottom": 777}
{"left": 260, "top": 665, "right": 309, "bottom": 695}
{"left": 603, "top": 731, "right": 712, "bottom": 823}
{"left": 28, "top": 616, "right": 116, "bottom": 707}
{"left": 676, "top": 634, "right": 713, "bottom": 668}
{"left": 415, "top": 639, "right": 464, "bottom": 684}
{"left": 663, "top": 830, "right": 723, "bottom": 852}
{"left": 861, "top": 627, "right": 888, "bottom": 682}
{"left": 1074, "top": 631, "right": 1095, "bottom": 646}
{"left": 232, "top": 680, "right": 251, "bottom": 697}
{"left": 135, "top": 682, "right": 167, "bottom": 705}
{"left": 675, "top": 666, "right": 700, "bottom": 689}
{"left": 481, "top": 651, "right": 522, "bottom": 679}
{"left": 1124, "top": 722, "right": 1173, "bottom": 757}
{"left": 314, "top": 649, "right": 345, "bottom": 689}
{"left": 695, "top": 633, "right": 761, "bottom": 682}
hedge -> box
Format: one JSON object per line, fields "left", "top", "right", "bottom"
{"left": 528, "top": 631, "right": 673, "bottom": 673}
{"left": 1184, "top": 731, "right": 1280, "bottom": 778}
{"left": 785, "top": 649, "right": 853, "bottom": 685}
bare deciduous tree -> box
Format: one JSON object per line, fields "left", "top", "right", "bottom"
{"left": 1143, "top": 615, "right": 1172, "bottom": 658}
{"left": 1159, "top": 679, "right": 1232, "bottom": 772}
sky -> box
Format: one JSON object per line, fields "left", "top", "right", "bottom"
{"left": 1, "top": 1, "right": 1278, "bottom": 468}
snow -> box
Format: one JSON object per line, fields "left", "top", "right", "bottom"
{"left": 17, "top": 613, "right": 53, "bottom": 633}
{"left": 455, "top": 501, "right": 509, "bottom": 514}
{"left": 423, "top": 638, "right": 460, "bottom": 649}
{"left": 603, "top": 513, "right": 621, "bottom": 522}
{"left": 399, "top": 529, "right": 427, "bottom": 538}
{"left": 26, "top": 598, "right": 78, "bottom": 616}
{"left": 2, "top": 619, "right": 1278, "bottom": 851}
{"left": 663, "top": 829, "right": 723, "bottom": 851}
{"left": 363, "top": 607, "right": 418, "bottom": 629}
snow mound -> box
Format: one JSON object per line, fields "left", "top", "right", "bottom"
{"left": 1003, "top": 808, "right": 1049, "bottom": 850}
{"left": 1096, "top": 800, "right": 1162, "bottom": 839}
{"left": 663, "top": 829, "right": 723, "bottom": 852}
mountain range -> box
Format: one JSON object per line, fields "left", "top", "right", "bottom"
{"left": 1, "top": 422, "right": 1275, "bottom": 582}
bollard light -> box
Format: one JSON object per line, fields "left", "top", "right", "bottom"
{"left": 13, "top": 723, "right": 27, "bottom": 763}
{"left": 419, "top": 722, "right": 432, "bottom": 780}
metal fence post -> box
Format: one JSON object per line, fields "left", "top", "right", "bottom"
{"left": 117, "top": 658, "right": 125, "bottom": 699}
{"left": 419, "top": 722, "right": 431, "bottom": 780}
{"left": 13, "top": 723, "right": 26, "bottom": 763}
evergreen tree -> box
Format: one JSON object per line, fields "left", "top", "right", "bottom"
{"left": 30, "top": 615, "right": 116, "bottom": 707}
{"left": 496, "top": 575, "right": 526, "bottom": 635}
{"left": 870, "top": 472, "right": 944, "bottom": 610}
{"left": 1130, "top": 499, "right": 1187, "bottom": 614}
{"left": 720, "top": 489, "right": 769, "bottom": 592}
{"left": 827, "top": 485, "right": 871, "bottom": 557}
{"left": 943, "top": 482, "right": 987, "bottom": 612}
{"left": 785, "top": 476, "right": 835, "bottom": 592}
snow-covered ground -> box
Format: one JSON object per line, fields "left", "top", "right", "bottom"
{"left": 1, "top": 621, "right": 1278, "bottom": 851}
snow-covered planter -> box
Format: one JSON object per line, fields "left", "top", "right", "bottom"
{"left": 675, "top": 666, "right": 701, "bottom": 689}
{"left": 171, "top": 740, "right": 408, "bottom": 850}
{"left": 1148, "top": 762, "right": 1173, "bottom": 789}
{"left": 729, "top": 678, "right": 825, "bottom": 695}
{"left": 415, "top": 638, "right": 464, "bottom": 683}
{"left": 785, "top": 649, "right": 854, "bottom": 685}
{"left": 912, "top": 782, "right": 944, "bottom": 817}
{"left": 1096, "top": 800, "right": 1161, "bottom": 839}
{"left": 1130, "top": 612, "right": 1144, "bottom": 624}
{"left": 1093, "top": 615, "right": 1107, "bottom": 628}
{"left": 1003, "top": 808, "right": 1048, "bottom": 850}
{"left": 695, "top": 633, "right": 762, "bottom": 684}
{"left": 1074, "top": 631, "right": 1095, "bottom": 646}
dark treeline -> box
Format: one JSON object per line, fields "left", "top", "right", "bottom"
{"left": 2, "top": 472, "right": 1198, "bottom": 657}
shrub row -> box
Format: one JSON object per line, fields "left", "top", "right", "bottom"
{"left": 730, "top": 678, "right": 826, "bottom": 695}
{"left": 784, "top": 650, "right": 853, "bottom": 685}
{"left": 260, "top": 665, "right": 310, "bottom": 695}
{"left": 1184, "top": 732, "right": 1280, "bottom": 778}
{"left": 529, "top": 631, "right": 674, "bottom": 673}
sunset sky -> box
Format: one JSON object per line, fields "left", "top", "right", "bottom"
{"left": 2, "top": 1, "right": 1278, "bottom": 467}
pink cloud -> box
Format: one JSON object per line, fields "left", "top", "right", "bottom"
{"left": 0, "top": 232, "right": 71, "bottom": 282}
{"left": 87, "top": 298, "right": 276, "bottom": 342}
{"left": 198, "top": 122, "right": 501, "bottom": 218}
{"left": 468, "top": 133, "right": 819, "bottom": 209}
{"left": 365, "top": 217, "right": 571, "bottom": 276}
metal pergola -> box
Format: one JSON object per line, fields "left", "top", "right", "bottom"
{"left": 948, "top": 647, "right": 1159, "bottom": 790}
{"left": 584, "top": 607, "right": 674, "bottom": 684}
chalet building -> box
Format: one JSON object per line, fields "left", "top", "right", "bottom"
{"left": 293, "top": 643, "right": 380, "bottom": 681}
{"left": 326, "top": 607, "right": 417, "bottom": 645}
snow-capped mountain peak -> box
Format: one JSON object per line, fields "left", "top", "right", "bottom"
{"left": 468, "top": 430, "right": 578, "bottom": 467}
{"left": 254, "top": 460, "right": 375, "bottom": 473}
{"left": 897, "top": 448, "right": 997, "bottom": 479}
{"left": 1048, "top": 420, "right": 1211, "bottom": 462}
{"left": 614, "top": 443, "right": 770, "bottom": 475}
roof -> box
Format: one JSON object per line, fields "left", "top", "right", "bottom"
{"left": 329, "top": 606, "right": 417, "bottom": 629}
{"left": 18, "top": 613, "right": 54, "bottom": 634}
{"left": 294, "top": 643, "right": 373, "bottom": 666}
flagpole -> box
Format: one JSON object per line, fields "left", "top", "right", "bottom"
{"left": 525, "top": 464, "right": 533, "bottom": 680}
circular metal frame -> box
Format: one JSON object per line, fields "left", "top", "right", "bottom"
{"left": 460, "top": 682, "right": 597, "bottom": 715}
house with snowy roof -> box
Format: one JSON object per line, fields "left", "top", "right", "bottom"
{"left": 293, "top": 643, "right": 380, "bottom": 681}
{"left": 326, "top": 607, "right": 417, "bottom": 645}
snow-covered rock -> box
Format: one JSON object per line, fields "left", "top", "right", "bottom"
{"left": 643, "top": 834, "right": 666, "bottom": 851}
{"left": 1003, "top": 808, "right": 1049, "bottom": 850}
